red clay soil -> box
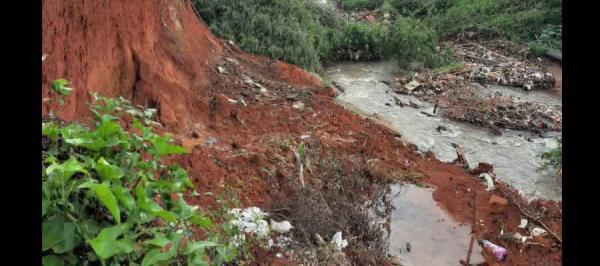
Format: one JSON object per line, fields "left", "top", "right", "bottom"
{"left": 42, "top": 1, "right": 562, "bottom": 265}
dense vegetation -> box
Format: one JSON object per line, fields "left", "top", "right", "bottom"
{"left": 42, "top": 90, "right": 247, "bottom": 265}
{"left": 194, "top": 0, "right": 334, "bottom": 71}
{"left": 340, "top": 0, "right": 383, "bottom": 11}
{"left": 193, "top": 0, "right": 561, "bottom": 71}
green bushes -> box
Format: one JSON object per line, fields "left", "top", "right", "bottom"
{"left": 389, "top": 16, "right": 445, "bottom": 68}
{"left": 333, "top": 22, "right": 392, "bottom": 59}
{"left": 529, "top": 24, "right": 562, "bottom": 55}
{"left": 194, "top": 0, "right": 333, "bottom": 71}
{"left": 340, "top": 0, "right": 383, "bottom": 11}
{"left": 42, "top": 92, "right": 234, "bottom": 265}
{"left": 426, "top": 0, "right": 562, "bottom": 46}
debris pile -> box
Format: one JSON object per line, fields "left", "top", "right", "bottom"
{"left": 438, "top": 86, "right": 562, "bottom": 133}
{"left": 452, "top": 42, "right": 556, "bottom": 91}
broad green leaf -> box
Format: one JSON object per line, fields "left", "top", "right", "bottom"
{"left": 148, "top": 134, "right": 186, "bottom": 157}
{"left": 188, "top": 253, "right": 210, "bottom": 266}
{"left": 190, "top": 215, "right": 213, "bottom": 228}
{"left": 80, "top": 219, "right": 101, "bottom": 239}
{"left": 141, "top": 233, "right": 181, "bottom": 266}
{"left": 42, "top": 216, "right": 68, "bottom": 251}
{"left": 42, "top": 213, "right": 78, "bottom": 253}
{"left": 183, "top": 241, "right": 218, "bottom": 255}
{"left": 174, "top": 194, "right": 198, "bottom": 218}
{"left": 42, "top": 255, "right": 64, "bottom": 266}
{"left": 94, "top": 184, "right": 121, "bottom": 224}
{"left": 42, "top": 195, "right": 49, "bottom": 216}
{"left": 42, "top": 122, "right": 59, "bottom": 138}
{"left": 59, "top": 124, "right": 87, "bottom": 140}
{"left": 145, "top": 235, "right": 170, "bottom": 248}
{"left": 112, "top": 185, "right": 135, "bottom": 211}
{"left": 51, "top": 79, "right": 73, "bottom": 96}
{"left": 89, "top": 224, "right": 134, "bottom": 260}
{"left": 95, "top": 157, "right": 124, "bottom": 180}
{"left": 51, "top": 223, "right": 79, "bottom": 254}
{"left": 46, "top": 157, "right": 87, "bottom": 181}
{"left": 79, "top": 182, "right": 121, "bottom": 224}
{"left": 135, "top": 183, "right": 177, "bottom": 222}
{"left": 95, "top": 118, "right": 122, "bottom": 139}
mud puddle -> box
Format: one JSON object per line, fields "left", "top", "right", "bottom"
{"left": 325, "top": 61, "right": 561, "bottom": 201}
{"left": 388, "top": 184, "right": 484, "bottom": 266}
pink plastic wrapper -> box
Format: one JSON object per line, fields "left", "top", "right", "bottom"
{"left": 482, "top": 240, "right": 508, "bottom": 261}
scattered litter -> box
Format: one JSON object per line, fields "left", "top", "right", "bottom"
{"left": 229, "top": 207, "right": 270, "bottom": 246}
{"left": 204, "top": 136, "right": 218, "bottom": 147}
{"left": 300, "top": 134, "right": 310, "bottom": 139}
{"left": 518, "top": 219, "right": 528, "bottom": 229}
{"left": 240, "top": 97, "right": 247, "bottom": 107}
{"left": 217, "top": 66, "right": 226, "bottom": 74}
{"left": 242, "top": 76, "right": 267, "bottom": 92}
{"left": 531, "top": 227, "right": 548, "bottom": 237}
{"left": 292, "top": 101, "right": 305, "bottom": 110}
{"left": 479, "top": 173, "right": 494, "bottom": 191}
{"left": 270, "top": 220, "right": 293, "bottom": 234}
{"left": 330, "top": 232, "right": 348, "bottom": 251}
{"left": 499, "top": 232, "right": 529, "bottom": 243}
{"left": 227, "top": 98, "right": 238, "bottom": 104}
{"left": 405, "top": 80, "right": 421, "bottom": 91}
{"left": 42, "top": 54, "right": 47, "bottom": 62}
{"left": 275, "top": 253, "right": 283, "bottom": 258}
{"left": 482, "top": 240, "right": 508, "bottom": 261}
{"left": 225, "top": 57, "right": 239, "bottom": 65}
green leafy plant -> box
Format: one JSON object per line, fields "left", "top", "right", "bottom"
{"left": 389, "top": 16, "right": 442, "bottom": 69}
{"left": 529, "top": 24, "right": 562, "bottom": 55}
{"left": 541, "top": 137, "right": 562, "bottom": 176}
{"left": 50, "top": 79, "right": 73, "bottom": 105}
{"left": 42, "top": 94, "right": 234, "bottom": 266}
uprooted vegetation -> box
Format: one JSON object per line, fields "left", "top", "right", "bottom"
{"left": 264, "top": 137, "right": 394, "bottom": 264}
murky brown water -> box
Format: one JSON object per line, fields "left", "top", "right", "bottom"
{"left": 388, "top": 184, "right": 484, "bottom": 266}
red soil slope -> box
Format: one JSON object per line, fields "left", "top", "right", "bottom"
{"left": 42, "top": 1, "right": 561, "bottom": 265}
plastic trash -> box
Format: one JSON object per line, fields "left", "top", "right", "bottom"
{"left": 270, "top": 220, "right": 293, "bottom": 233}
{"left": 331, "top": 232, "right": 348, "bottom": 251}
{"left": 482, "top": 240, "right": 508, "bottom": 261}
{"left": 518, "top": 219, "right": 528, "bottom": 228}
{"left": 531, "top": 227, "right": 548, "bottom": 237}
{"left": 479, "top": 173, "right": 494, "bottom": 191}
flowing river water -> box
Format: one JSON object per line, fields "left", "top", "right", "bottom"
{"left": 325, "top": 61, "right": 562, "bottom": 265}
{"left": 326, "top": 61, "right": 561, "bottom": 201}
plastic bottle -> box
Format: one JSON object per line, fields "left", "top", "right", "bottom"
{"left": 482, "top": 240, "right": 508, "bottom": 261}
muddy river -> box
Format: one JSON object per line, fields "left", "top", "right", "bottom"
{"left": 326, "top": 61, "right": 562, "bottom": 202}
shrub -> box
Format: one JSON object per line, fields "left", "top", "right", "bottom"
{"left": 529, "top": 24, "right": 562, "bottom": 55}
{"left": 194, "top": 0, "right": 335, "bottom": 71}
{"left": 42, "top": 92, "right": 233, "bottom": 265}
{"left": 389, "top": 16, "right": 442, "bottom": 68}
{"left": 339, "top": 0, "right": 384, "bottom": 11}
{"left": 333, "top": 22, "right": 392, "bottom": 59}
{"left": 426, "top": 0, "right": 562, "bottom": 44}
